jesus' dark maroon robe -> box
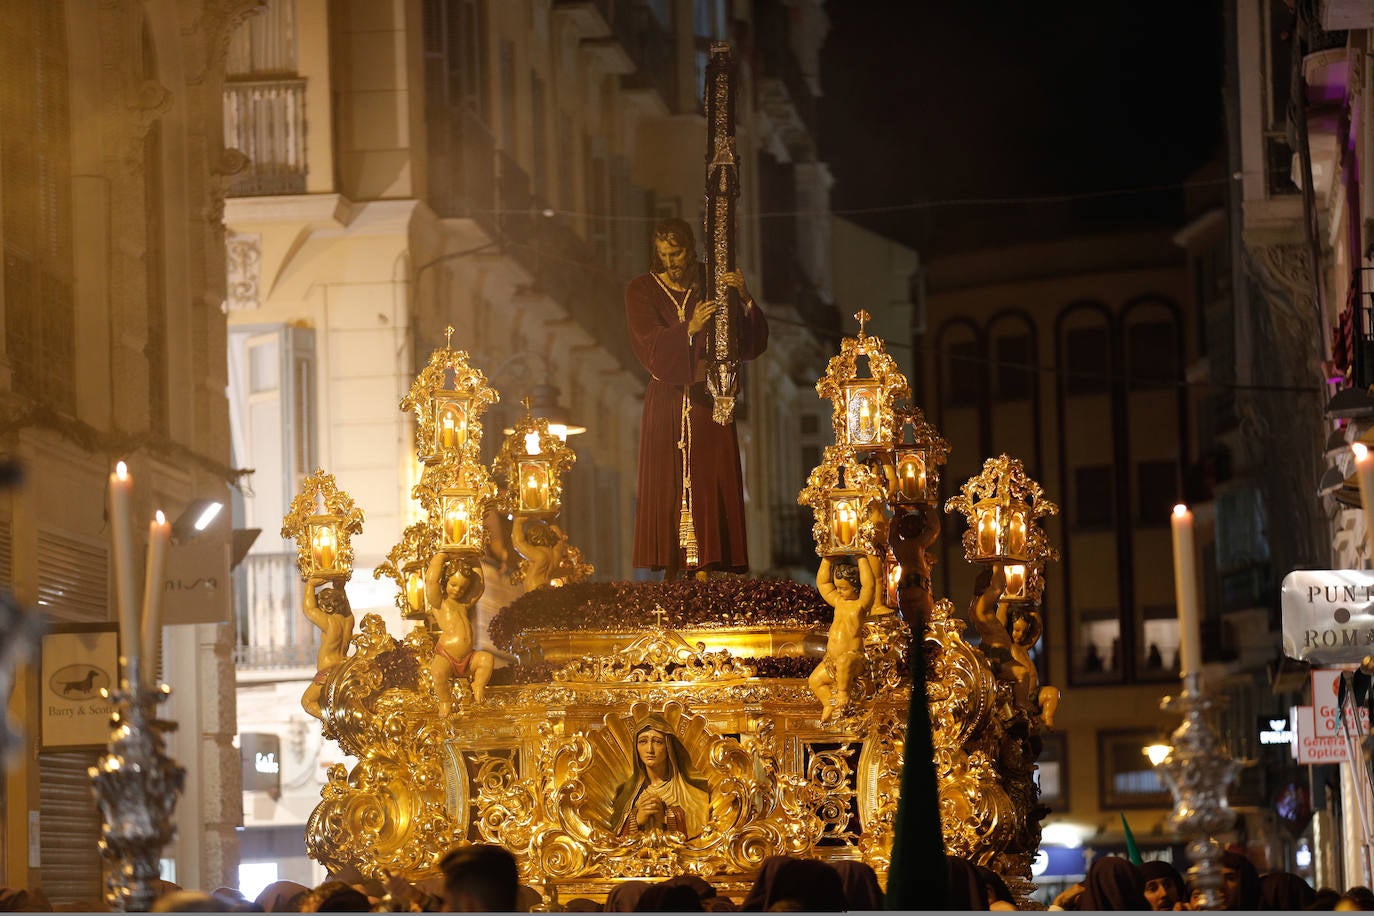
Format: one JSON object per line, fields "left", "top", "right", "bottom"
{"left": 626, "top": 272, "right": 769, "bottom": 572}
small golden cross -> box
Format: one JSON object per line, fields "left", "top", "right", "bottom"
{"left": 444, "top": 325, "right": 455, "bottom": 348}
{"left": 855, "top": 310, "right": 871, "bottom": 337}
{"left": 652, "top": 606, "right": 668, "bottom": 628}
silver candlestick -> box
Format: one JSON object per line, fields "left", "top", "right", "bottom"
{"left": 1155, "top": 671, "right": 1242, "bottom": 911}
{"left": 90, "top": 659, "right": 186, "bottom": 912}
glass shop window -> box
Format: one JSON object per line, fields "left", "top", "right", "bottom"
{"left": 1064, "top": 326, "right": 1110, "bottom": 395}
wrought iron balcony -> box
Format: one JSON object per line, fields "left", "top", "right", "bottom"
{"left": 232, "top": 551, "right": 317, "bottom": 670}
{"left": 223, "top": 78, "right": 308, "bottom": 197}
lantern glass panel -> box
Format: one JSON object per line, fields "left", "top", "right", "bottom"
{"left": 441, "top": 494, "right": 475, "bottom": 549}
{"left": 1006, "top": 508, "right": 1028, "bottom": 557}
{"left": 845, "top": 386, "right": 880, "bottom": 446}
{"left": 1004, "top": 564, "right": 1028, "bottom": 600}
{"left": 310, "top": 518, "right": 340, "bottom": 572}
{"left": 405, "top": 568, "right": 426, "bottom": 613}
{"left": 895, "top": 449, "right": 927, "bottom": 502}
{"left": 976, "top": 504, "right": 1002, "bottom": 557}
{"left": 830, "top": 497, "right": 860, "bottom": 551}
{"left": 435, "top": 398, "right": 469, "bottom": 453}
{"left": 519, "top": 461, "right": 550, "bottom": 513}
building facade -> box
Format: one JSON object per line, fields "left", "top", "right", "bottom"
{"left": 0, "top": 0, "right": 248, "bottom": 903}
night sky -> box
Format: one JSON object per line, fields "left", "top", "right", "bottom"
{"left": 819, "top": 2, "right": 1226, "bottom": 255}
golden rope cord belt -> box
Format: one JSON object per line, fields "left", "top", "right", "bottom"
{"left": 651, "top": 272, "right": 700, "bottom": 569}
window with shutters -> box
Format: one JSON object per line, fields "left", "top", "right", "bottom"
{"left": 35, "top": 531, "right": 109, "bottom": 624}
{"left": 1, "top": 1, "right": 75, "bottom": 411}
{"left": 39, "top": 751, "right": 105, "bottom": 906}
{"left": 228, "top": 324, "right": 318, "bottom": 668}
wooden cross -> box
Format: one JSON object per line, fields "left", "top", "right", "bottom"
{"left": 444, "top": 325, "right": 455, "bottom": 348}
{"left": 855, "top": 310, "right": 871, "bottom": 337}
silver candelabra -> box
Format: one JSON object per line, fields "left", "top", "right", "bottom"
{"left": 90, "top": 659, "right": 186, "bottom": 912}
{"left": 1155, "top": 671, "right": 1242, "bottom": 911}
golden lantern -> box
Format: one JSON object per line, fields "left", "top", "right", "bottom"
{"left": 282, "top": 469, "right": 365, "bottom": 581}
{"left": 439, "top": 486, "right": 481, "bottom": 554}
{"left": 374, "top": 522, "right": 440, "bottom": 620}
{"left": 400, "top": 326, "right": 499, "bottom": 465}
{"left": 889, "top": 406, "right": 950, "bottom": 506}
{"left": 798, "top": 446, "right": 885, "bottom": 558}
{"left": 494, "top": 397, "right": 576, "bottom": 518}
{"left": 946, "top": 454, "right": 1058, "bottom": 569}
{"left": 816, "top": 310, "right": 911, "bottom": 452}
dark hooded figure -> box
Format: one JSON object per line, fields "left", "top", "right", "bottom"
{"left": 661, "top": 876, "right": 717, "bottom": 904}
{"left": 1078, "top": 855, "right": 1148, "bottom": 910}
{"left": 1219, "top": 851, "right": 1262, "bottom": 911}
{"left": 604, "top": 881, "right": 653, "bottom": 913}
{"left": 1260, "top": 872, "right": 1317, "bottom": 910}
{"left": 635, "top": 882, "right": 704, "bottom": 912}
{"left": 831, "top": 860, "right": 884, "bottom": 910}
{"left": 945, "top": 857, "right": 990, "bottom": 911}
{"left": 1138, "top": 860, "right": 1186, "bottom": 911}
{"left": 975, "top": 865, "right": 1018, "bottom": 910}
{"left": 739, "top": 856, "right": 846, "bottom": 912}
{"left": 1309, "top": 887, "right": 1343, "bottom": 910}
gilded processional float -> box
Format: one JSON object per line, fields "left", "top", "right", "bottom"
{"left": 281, "top": 308, "right": 1063, "bottom": 904}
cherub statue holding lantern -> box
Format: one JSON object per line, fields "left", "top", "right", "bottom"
{"left": 281, "top": 469, "right": 365, "bottom": 721}
{"left": 426, "top": 552, "right": 494, "bottom": 717}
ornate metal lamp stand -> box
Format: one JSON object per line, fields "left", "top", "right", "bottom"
{"left": 90, "top": 659, "right": 186, "bottom": 912}
{"left": 1155, "top": 672, "right": 1242, "bottom": 911}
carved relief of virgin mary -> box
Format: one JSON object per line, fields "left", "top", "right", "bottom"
{"left": 608, "top": 716, "right": 712, "bottom": 838}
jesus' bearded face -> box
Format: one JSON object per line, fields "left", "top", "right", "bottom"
{"left": 654, "top": 240, "right": 692, "bottom": 287}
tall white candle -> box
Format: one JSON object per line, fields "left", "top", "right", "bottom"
{"left": 141, "top": 510, "right": 170, "bottom": 687}
{"left": 1171, "top": 503, "right": 1202, "bottom": 676}
{"left": 1352, "top": 443, "right": 1374, "bottom": 568}
{"left": 109, "top": 462, "right": 140, "bottom": 682}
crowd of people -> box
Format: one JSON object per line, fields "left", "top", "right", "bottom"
{"left": 2, "top": 846, "right": 1372, "bottom": 912}
{"left": 1045, "top": 851, "right": 1374, "bottom": 911}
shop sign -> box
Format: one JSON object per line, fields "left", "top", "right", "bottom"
{"left": 1310, "top": 669, "right": 1371, "bottom": 738}
{"left": 1281, "top": 570, "right": 1374, "bottom": 666}
{"left": 1292, "top": 705, "right": 1348, "bottom": 764}
{"left": 240, "top": 732, "right": 282, "bottom": 795}
{"left": 1257, "top": 713, "right": 1294, "bottom": 746}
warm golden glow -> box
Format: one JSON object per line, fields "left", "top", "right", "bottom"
{"left": 443, "top": 501, "right": 471, "bottom": 545}
{"left": 115, "top": 460, "right": 130, "bottom": 481}
{"left": 1144, "top": 743, "right": 1172, "bottom": 766}
{"left": 897, "top": 452, "right": 926, "bottom": 501}
{"left": 1173, "top": 503, "right": 1189, "bottom": 518}
{"left": 977, "top": 506, "right": 1001, "bottom": 556}
{"left": 524, "top": 431, "right": 542, "bottom": 455}
{"left": 437, "top": 402, "right": 468, "bottom": 451}
{"left": 1006, "top": 509, "right": 1027, "bottom": 556}
{"left": 312, "top": 524, "right": 337, "bottom": 570}
{"left": 1004, "top": 564, "right": 1026, "bottom": 599}
{"left": 832, "top": 499, "right": 858, "bottom": 548}
{"left": 405, "top": 570, "right": 425, "bottom": 612}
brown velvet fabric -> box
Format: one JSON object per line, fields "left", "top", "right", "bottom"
{"left": 626, "top": 272, "right": 768, "bottom": 572}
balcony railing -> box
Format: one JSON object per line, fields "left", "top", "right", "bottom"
{"left": 233, "top": 551, "right": 317, "bottom": 670}
{"left": 224, "top": 78, "right": 308, "bottom": 197}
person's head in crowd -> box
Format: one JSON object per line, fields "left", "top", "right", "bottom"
{"left": 1337, "top": 886, "right": 1374, "bottom": 911}
{"left": 1218, "top": 851, "right": 1261, "bottom": 911}
{"left": 945, "top": 857, "right": 990, "bottom": 911}
{"left": 830, "top": 860, "right": 883, "bottom": 911}
{"left": 255, "top": 880, "right": 310, "bottom": 913}
{"left": 515, "top": 885, "right": 543, "bottom": 912}
{"left": 299, "top": 882, "right": 370, "bottom": 912}
{"left": 603, "top": 881, "right": 652, "bottom": 913}
{"left": 635, "top": 882, "right": 704, "bottom": 912}
{"left": 440, "top": 844, "right": 519, "bottom": 913}
{"left": 1259, "top": 872, "right": 1317, "bottom": 910}
{"left": 740, "top": 856, "right": 845, "bottom": 912}
{"left": 700, "top": 896, "right": 738, "bottom": 912}
{"left": 1079, "top": 855, "right": 1147, "bottom": 911}
{"left": 1138, "top": 860, "right": 1185, "bottom": 911}
{"left": 563, "top": 898, "right": 602, "bottom": 912}
{"left": 1310, "top": 887, "right": 1344, "bottom": 910}
{"left": 0, "top": 887, "right": 51, "bottom": 912}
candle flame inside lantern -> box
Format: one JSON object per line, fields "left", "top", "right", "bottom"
{"left": 312, "top": 525, "right": 337, "bottom": 570}
{"left": 444, "top": 502, "right": 470, "bottom": 545}
{"left": 977, "top": 506, "right": 1000, "bottom": 556}
{"left": 848, "top": 391, "right": 876, "bottom": 444}
{"left": 1006, "top": 510, "right": 1027, "bottom": 556}
{"left": 439, "top": 404, "right": 467, "bottom": 450}
{"left": 521, "top": 464, "right": 547, "bottom": 511}
{"left": 833, "top": 500, "right": 858, "bottom": 548}
{"left": 1005, "top": 563, "right": 1027, "bottom": 599}
{"left": 897, "top": 454, "right": 926, "bottom": 501}
{"left": 405, "top": 570, "right": 425, "bottom": 611}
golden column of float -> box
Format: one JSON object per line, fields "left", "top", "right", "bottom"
{"left": 285, "top": 317, "right": 1064, "bottom": 906}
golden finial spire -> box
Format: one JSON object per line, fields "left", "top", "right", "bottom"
{"left": 855, "top": 310, "right": 871, "bottom": 337}
{"left": 444, "top": 325, "right": 455, "bottom": 348}
{"left": 521, "top": 395, "right": 532, "bottom": 415}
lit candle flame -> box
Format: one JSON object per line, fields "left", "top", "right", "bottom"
{"left": 312, "top": 525, "right": 337, "bottom": 569}
{"left": 833, "top": 501, "right": 858, "bottom": 547}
